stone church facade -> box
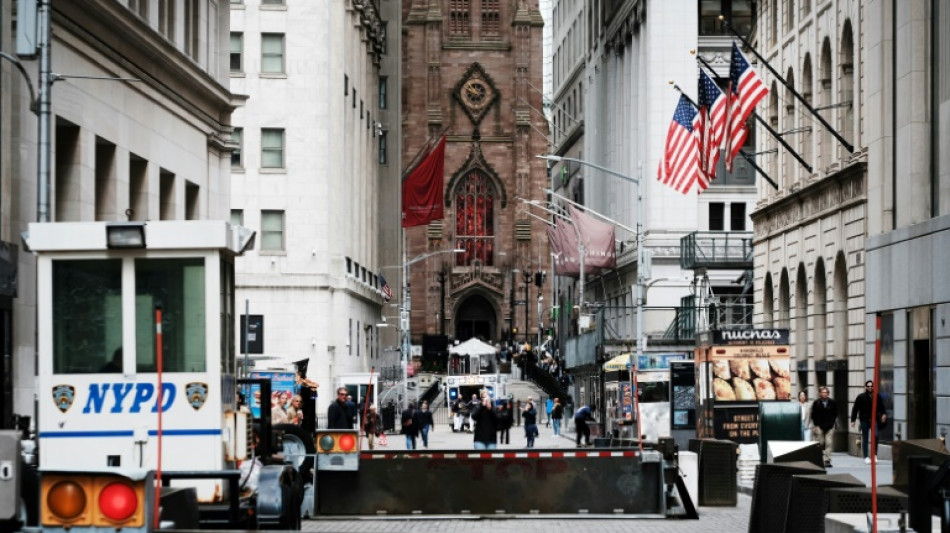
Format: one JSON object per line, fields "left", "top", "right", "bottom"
{"left": 401, "top": 0, "right": 550, "bottom": 352}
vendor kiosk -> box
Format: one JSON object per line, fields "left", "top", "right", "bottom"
{"left": 695, "top": 329, "right": 791, "bottom": 444}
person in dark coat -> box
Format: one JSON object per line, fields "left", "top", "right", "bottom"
{"left": 810, "top": 386, "right": 838, "bottom": 467}
{"left": 496, "top": 402, "right": 512, "bottom": 445}
{"left": 851, "top": 380, "right": 887, "bottom": 463}
{"left": 401, "top": 402, "right": 420, "bottom": 450}
{"left": 522, "top": 397, "right": 539, "bottom": 448}
{"left": 471, "top": 392, "right": 499, "bottom": 449}
{"left": 327, "top": 387, "right": 353, "bottom": 429}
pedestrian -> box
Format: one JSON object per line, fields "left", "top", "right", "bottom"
{"left": 451, "top": 397, "right": 463, "bottom": 432}
{"left": 419, "top": 400, "right": 435, "bottom": 449}
{"left": 810, "top": 386, "right": 838, "bottom": 467}
{"left": 522, "top": 396, "right": 539, "bottom": 448}
{"left": 574, "top": 403, "right": 595, "bottom": 447}
{"left": 363, "top": 405, "right": 382, "bottom": 450}
{"left": 545, "top": 398, "right": 554, "bottom": 427}
{"left": 401, "top": 401, "right": 420, "bottom": 450}
{"left": 797, "top": 390, "right": 812, "bottom": 441}
{"left": 551, "top": 397, "right": 564, "bottom": 437}
{"left": 514, "top": 399, "right": 522, "bottom": 426}
{"left": 327, "top": 387, "right": 353, "bottom": 429}
{"left": 851, "top": 380, "right": 887, "bottom": 464}
{"left": 496, "top": 401, "right": 512, "bottom": 444}
{"left": 468, "top": 393, "right": 480, "bottom": 432}
{"left": 472, "top": 391, "right": 499, "bottom": 450}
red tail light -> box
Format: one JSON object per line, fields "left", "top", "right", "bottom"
{"left": 98, "top": 481, "right": 138, "bottom": 521}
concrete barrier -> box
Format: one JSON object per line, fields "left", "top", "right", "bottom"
{"left": 315, "top": 448, "right": 665, "bottom": 516}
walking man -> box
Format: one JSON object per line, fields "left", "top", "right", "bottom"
{"left": 327, "top": 387, "right": 353, "bottom": 429}
{"left": 574, "top": 403, "right": 595, "bottom": 447}
{"left": 851, "top": 380, "right": 887, "bottom": 464}
{"left": 810, "top": 386, "right": 838, "bottom": 467}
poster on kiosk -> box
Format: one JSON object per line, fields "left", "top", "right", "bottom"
{"left": 696, "top": 329, "right": 791, "bottom": 443}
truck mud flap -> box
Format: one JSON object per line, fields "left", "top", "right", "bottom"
{"left": 316, "top": 448, "right": 664, "bottom": 516}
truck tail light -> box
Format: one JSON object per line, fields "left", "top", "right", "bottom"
{"left": 42, "top": 472, "right": 149, "bottom": 529}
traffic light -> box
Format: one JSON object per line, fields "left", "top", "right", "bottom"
{"left": 534, "top": 271, "right": 546, "bottom": 287}
{"left": 41, "top": 472, "right": 151, "bottom": 529}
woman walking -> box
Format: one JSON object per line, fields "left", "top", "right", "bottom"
{"left": 551, "top": 398, "right": 563, "bottom": 437}
{"left": 522, "top": 397, "right": 539, "bottom": 448}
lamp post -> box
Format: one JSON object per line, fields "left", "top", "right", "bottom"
{"left": 522, "top": 270, "right": 532, "bottom": 344}
{"left": 394, "top": 248, "right": 464, "bottom": 410}
{"left": 537, "top": 155, "right": 645, "bottom": 447}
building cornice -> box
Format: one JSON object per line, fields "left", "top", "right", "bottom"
{"left": 750, "top": 161, "right": 867, "bottom": 243}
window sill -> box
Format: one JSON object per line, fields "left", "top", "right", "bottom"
{"left": 259, "top": 167, "right": 287, "bottom": 174}
{"left": 260, "top": 4, "right": 288, "bottom": 11}
{"left": 259, "top": 251, "right": 287, "bottom": 256}
{"left": 231, "top": 167, "right": 245, "bottom": 173}
{"left": 231, "top": 71, "right": 246, "bottom": 78}
{"left": 260, "top": 73, "right": 287, "bottom": 79}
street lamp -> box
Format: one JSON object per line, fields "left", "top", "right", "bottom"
{"left": 395, "top": 248, "right": 464, "bottom": 410}
{"left": 537, "top": 154, "right": 645, "bottom": 447}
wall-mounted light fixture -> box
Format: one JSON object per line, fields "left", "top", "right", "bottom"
{"left": 106, "top": 221, "right": 146, "bottom": 249}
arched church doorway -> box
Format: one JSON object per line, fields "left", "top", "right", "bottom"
{"left": 455, "top": 294, "right": 497, "bottom": 342}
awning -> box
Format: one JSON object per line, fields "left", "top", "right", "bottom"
{"left": 603, "top": 354, "right": 635, "bottom": 371}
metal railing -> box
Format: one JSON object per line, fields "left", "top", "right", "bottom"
{"left": 680, "top": 231, "right": 754, "bottom": 270}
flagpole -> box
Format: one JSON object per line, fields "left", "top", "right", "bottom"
{"left": 673, "top": 84, "right": 778, "bottom": 190}
{"left": 723, "top": 20, "right": 854, "bottom": 153}
{"left": 401, "top": 127, "right": 450, "bottom": 180}
{"left": 695, "top": 55, "right": 813, "bottom": 174}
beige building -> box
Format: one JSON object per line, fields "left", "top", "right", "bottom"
{"left": 0, "top": 0, "right": 238, "bottom": 427}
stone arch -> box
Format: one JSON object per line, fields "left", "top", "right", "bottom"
{"left": 795, "top": 263, "right": 808, "bottom": 359}
{"left": 800, "top": 53, "right": 814, "bottom": 177}
{"left": 763, "top": 271, "right": 775, "bottom": 327}
{"left": 833, "top": 251, "right": 849, "bottom": 359}
{"left": 819, "top": 37, "right": 833, "bottom": 170}
{"left": 813, "top": 257, "right": 827, "bottom": 361}
{"left": 784, "top": 68, "right": 796, "bottom": 185}
{"left": 839, "top": 20, "right": 855, "bottom": 153}
{"left": 452, "top": 290, "right": 501, "bottom": 342}
{"left": 779, "top": 268, "right": 791, "bottom": 328}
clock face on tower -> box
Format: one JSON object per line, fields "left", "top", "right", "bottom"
{"left": 461, "top": 79, "right": 491, "bottom": 110}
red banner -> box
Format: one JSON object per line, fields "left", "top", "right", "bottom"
{"left": 402, "top": 136, "right": 446, "bottom": 227}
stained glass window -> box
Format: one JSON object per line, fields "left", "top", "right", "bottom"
{"left": 454, "top": 172, "right": 494, "bottom": 266}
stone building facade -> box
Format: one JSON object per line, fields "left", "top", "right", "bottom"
{"left": 750, "top": 0, "right": 869, "bottom": 452}
{"left": 401, "top": 0, "right": 550, "bottom": 352}
{"left": 0, "top": 0, "right": 237, "bottom": 426}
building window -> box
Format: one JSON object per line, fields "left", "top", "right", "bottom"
{"left": 699, "top": 0, "right": 754, "bottom": 37}
{"left": 230, "top": 33, "right": 243, "bottom": 73}
{"left": 481, "top": 0, "right": 500, "bottom": 37}
{"left": 378, "top": 77, "right": 388, "bottom": 109}
{"left": 455, "top": 171, "right": 495, "bottom": 266}
{"left": 353, "top": 89, "right": 357, "bottom": 109}
{"left": 380, "top": 22, "right": 388, "bottom": 54}
{"left": 709, "top": 202, "right": 725, "bottom": 231}
{"left": 230, "top": 209, "right": 244, "bottom": 227}
{"left": 261, "top": 33, "right": 285, "bottom": 74}
{"left": 449, "top": 0, "right": 471, "bottom": 38}
{"left": 262, "top": 0, "right": 284, "bottom": 4}
{"left": 344, "top": 74, "right": 349, "bottom": 96}
{"left": 261, "top": 210, "right": 285, "bottom": 251}
{"left": 230, "top": 128, "right": 243, "bottom": 168}
{"left": 730, "top": 202, "right": 746, "bottom": 230}
{"left": 261, "top": 128, "right": 285, "bottom": 168}
{"left": 378, "top": 131, "right": 387, "bottom": 165}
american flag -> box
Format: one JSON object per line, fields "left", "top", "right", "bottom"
{"left": 658, "top": 95, "right": 702, "bottom": 194}
{"left": 697, "top": 69, "right": 727, "bottom": 183}
{"left": 379, "top": 274, "right": 393, "bottom": 302}
{"left": 724, "top": 42, "right": 768, "bottom": 172}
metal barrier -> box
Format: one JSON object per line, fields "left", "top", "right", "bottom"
{"left": 747, "top": 461, "right": 824, "bottom": 533}
{"left": 315, "top": 448, "right": 666, "bottom": 516}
